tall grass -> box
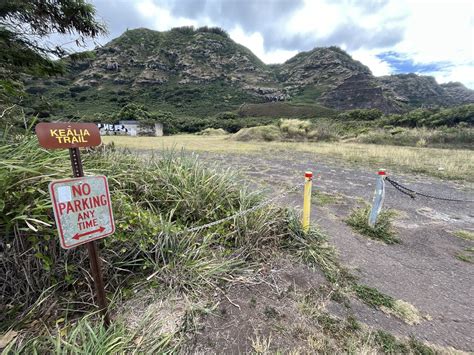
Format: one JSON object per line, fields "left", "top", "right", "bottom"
{"left": 0, "top": 133, "right": 291, "bottom": 329}
{"left": 3, "top": 311, "right": 178, "bottom": 354}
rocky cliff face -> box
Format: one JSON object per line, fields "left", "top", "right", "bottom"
{"left": 378, "top": 74, "right": 474, "bottom": 108}
{"left": 275, "top": 47, "right": 403, "bottom": 112}
{"left": 70, "top": 27, "right": 285, "bottom": 100}
{"left": 29, "top": 27, "right": 474, "bottom": 117}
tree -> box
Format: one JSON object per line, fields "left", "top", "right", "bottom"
{"left": 0, "top": 0, "right": 106, "bottom": 76}
{"left": 0, "top": 0, "right": 106, "bottom": 125}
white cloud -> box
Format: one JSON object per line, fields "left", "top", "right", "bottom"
{"left": 229, "top": 27, "right": 297, "bottom": 64}
{"left": 428, "top": 64, "right": 474, "bottom": 88}
{"left": 285, "top": 0, "right": 342, "bottom": 38}
{"left": 135, "top": 0, "right": 199, "bottom": 31}
{"left": 98, "top": 0, "right": 474, "bottom": 88}
{"left": 351, "top": 49, "right": 393, "bottom": 76}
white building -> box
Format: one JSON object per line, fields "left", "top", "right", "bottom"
{"left": 98, "top": 120, "right": 163, "bottom": 136}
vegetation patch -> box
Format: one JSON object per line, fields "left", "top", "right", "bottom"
{"left": 299, "top": 293, "right": 428, "bottom": 352}
{"left": 232, "top": 119, "right": 338, "bottom": 142}
{"left": 231, "top": 125, "right": 282, "bottom": 142}
{"left": 456, "top": 247, "right": 474, "bottom": 263}
{"left": 452, "top": 230, "right": 474, "bottom": 242}
{"left": 312, "top": 190, "right": 343, "bottom": 206}
{"left": 196, "top": 128, "right": 228, "bottom": 136}
{"left": 346, "top": 205, "right": 399, "bottom": 244}
{"left": 3, "top": 309, "right": 181, "bottom": 353}
{"left": 353, "top": 285, "right": 422, "bottom": 325}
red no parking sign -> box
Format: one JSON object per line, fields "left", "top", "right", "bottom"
{"left": 49, "top": 176, "right": 115, "bottom": 249}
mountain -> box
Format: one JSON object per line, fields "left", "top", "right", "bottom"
{"left": 24, "top": 27, "right": 474, "bottom": 119}
{"left": 378, "top": 74, "right": 474, "bottom": 108}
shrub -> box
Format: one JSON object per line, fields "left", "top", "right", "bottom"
{"left": 196, "top": 128, "right": 228, "bottom": 136}
{"left": 196, "top": 26, "right": 229, "bottom": 38}
{"left": 170, "top": 26, "right": 195, "bottom": 36}
{"left": 337, "top": 109, "right": 383, "bottom": 121}
{"left": 232, "top": 125, "right": 282, "bottom": 141}
{"left": 279, "top": 119, "right": 312, "bottom": 137}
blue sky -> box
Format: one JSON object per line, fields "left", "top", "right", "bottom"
{"left": 376, "top": 52, "right": 453, "bottom": 75}
{"left": 59, "top": 0, "right": 474, "bottom": 88}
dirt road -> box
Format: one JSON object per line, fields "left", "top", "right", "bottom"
{"left": 194, "top": 150, "right": 474, "bottom": 351}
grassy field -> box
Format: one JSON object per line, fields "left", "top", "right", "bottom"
{"left": 103, "top": 135, "right": 474, "bottom": 182}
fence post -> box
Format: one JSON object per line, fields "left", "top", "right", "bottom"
{"left": 302, "top": 171, "right": 313, "bottom": 232}
{"left": 368, "top": 169, "right": 386, "bottom": 227}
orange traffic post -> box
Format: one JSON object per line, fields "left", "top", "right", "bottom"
{"left": 302, "top": 171, "right": 313, "bottom": 232}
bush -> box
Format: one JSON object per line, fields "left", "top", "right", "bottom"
{"left": 357, "top": 126, "right": 474, "bottom": 148}
{"left": 170, "top": 26, "right": 195, "bottom": 36}
{"left": 196, "top": 128, "right": 228, "bottom": 136}
{"left": 232, "top": 125, "right": 282, "bottom": 142}
{"left": 337, "top": 109, "right": 383, "bottom": 121}
{"left": 279, "top": 119, "right": 312, "bottom": 137}
{"left": 196, "top": 26, "right": 229, "bottom": 38}
{"left": 384, "top": 104, "right": 473, "bottom": 128}
{"left": 232, "top": 119, "right": 339, "bottom": 142}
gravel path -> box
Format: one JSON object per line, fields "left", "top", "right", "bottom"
{"left": 196, "top": 150, "right": 474, "bottom": 351}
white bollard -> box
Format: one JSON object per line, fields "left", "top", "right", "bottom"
{"left": 368, "top": 169, "right": 386, "bottom": 227}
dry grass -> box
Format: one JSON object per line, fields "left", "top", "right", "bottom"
{"left": 103, "top": 135, "right": 474, "bottom": 181}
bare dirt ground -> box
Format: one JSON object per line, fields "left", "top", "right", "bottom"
{"left": 187, "top": 150, "right": 474, "bottom": 352}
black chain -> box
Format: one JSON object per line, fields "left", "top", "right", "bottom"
{"left": 385, "top": 177, "right": 474, "bottom": 203}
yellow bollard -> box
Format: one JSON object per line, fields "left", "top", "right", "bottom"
{"left": 302, "top": 171, "right": 313, "bottom": 232}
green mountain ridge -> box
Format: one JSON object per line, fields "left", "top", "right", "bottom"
{"left": 24, "top": 27, "right": 474, "bottom": 119}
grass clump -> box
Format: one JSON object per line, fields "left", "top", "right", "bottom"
{"left": 354, "top": 285, "right": 422, "bottom": 325}
{"left": 231, "top": 125, "right": 282, "bottom": 142}
{"left": 196, "top": 127, "right": 228, "bottom": 135}
{"left": 3, "top": 310, "right": 180, "bottom": 354}
{"left": 456, "top": 247, "right": 474, "bottom": 263}
{"left": 346, "top": 205, "right": 399, "bottom": 244}
{"left": 452, "top": 230, "right": 474, "bottom": 241}
{"left": 232, "top": 119, "right": 338, "bottom": 143}
{"left": 353, "top": 284, "right": 394, "bottom": 308}
{"left": 298, "top": 293, "right": 429, "bottom": 353}
{"left": 312, "top": 190, "right": 342, "bottom": 206}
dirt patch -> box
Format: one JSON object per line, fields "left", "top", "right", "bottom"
{"left": 116, "top": 290, "right": 187, "bottom": 336}
{"left": 187, "top": 259, "right": 330, "bottom": 353}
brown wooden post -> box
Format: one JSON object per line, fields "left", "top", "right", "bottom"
{"left": 69, "top": 147, "right": 110, "bottom": 327}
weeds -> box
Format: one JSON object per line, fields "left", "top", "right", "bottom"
{"left": 452, "top": 230, "right": 474, "bottom": 242}
{"left": 299, "top": 294, "right": 429, "bottom": 354}
{"left": 346, "top": 205, "right": 400, "bottom": 244}
{"left": 353, "top": 285, "right": 394, "bottom": 309}
{"left": 250, "top": 334, "right": 272, "bottom": 354}
{"left": 312, "top": 190, "right": 342, "bottom": 206}
{"left": 456, "top": 247, "right": 474, "bottom": 263}
{"left": 354, "top": 285, "right": 422, "bottom": 324}
{"left": 4, "top": 309, "right": 181, "bottom": 354}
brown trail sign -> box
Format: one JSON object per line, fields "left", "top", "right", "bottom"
{"left": 35, "top": 122, "right": 101, "bottom": 149}
{"left": 36, "top": 122, "right": 111, "bottom": 326}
